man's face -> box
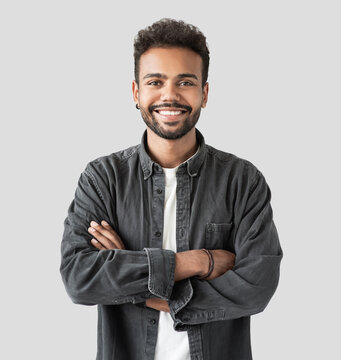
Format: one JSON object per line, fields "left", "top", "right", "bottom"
{"left": 132, "top": 47, "right": 208, "bottom": 140}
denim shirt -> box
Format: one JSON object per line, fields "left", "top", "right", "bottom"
{"left": 60, "top": 129, "right": 282, "bottom": 360}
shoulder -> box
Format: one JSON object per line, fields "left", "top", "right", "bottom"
{"left": 204, "top": 144, "right": 269, "bottom": 197}
{"left": 205, "top": 144, "right": 261, "bottom": 180}
{"left": 82, "top": 144, "right": 140, "bottom": 180}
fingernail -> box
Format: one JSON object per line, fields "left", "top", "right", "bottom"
{"left": 101, "top": 220, "right": 109, "bottom": 226}
{"left": 89, "top": 227, "right": 96, "bottom": 232}
{"left": 91, "top": 238, "right": 98, "bottom": 243}
{"left": 90, "top": 221, "right": 98, "bottom": 227}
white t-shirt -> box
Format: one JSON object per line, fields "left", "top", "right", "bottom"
{"left": 154, "top": 148, "right": 199, "bottom": 360}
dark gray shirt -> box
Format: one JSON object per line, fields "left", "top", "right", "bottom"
{"left": 60, "top": 129, "right": 282, "bottom": 360}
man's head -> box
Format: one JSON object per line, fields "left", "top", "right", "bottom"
{"left": 132, "top": 19, "right": 210, "bottom": 140}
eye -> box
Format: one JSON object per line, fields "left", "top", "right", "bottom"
{"left": 178, "top": 81, "right": 194, "bottom": 87}
{"left": 147, "top": 80, "right": 162, "bottom": 86}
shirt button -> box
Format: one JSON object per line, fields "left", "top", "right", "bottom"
{"left": 157, "top": 189, "right": 162, "bottom": 194}
{"left": 150, "top": 319, "right": 157, "bottom": 325}
{"left": 155, "top": 231, "right": 161, "bottom": 237}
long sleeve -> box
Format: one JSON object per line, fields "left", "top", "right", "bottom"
{"left": 169, "top": 170, "right": 283, "bottom": 329}
{"left": 60, "top": 164, "right": 175, "bottom": 306}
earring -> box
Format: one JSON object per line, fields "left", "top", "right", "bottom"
{"left": 136, "top": 104, "right": 140, "bottom": 110}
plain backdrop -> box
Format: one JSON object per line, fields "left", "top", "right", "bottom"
{"left": 1, "top": 1, "right": 340, "bottom": 359}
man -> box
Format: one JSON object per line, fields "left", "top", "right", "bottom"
{"left": 60, "top": 18, "right": 282, "bottom": 360}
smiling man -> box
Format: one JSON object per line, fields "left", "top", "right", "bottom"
{"left": 60, "top": 19, "right": 282, "bottom": 360}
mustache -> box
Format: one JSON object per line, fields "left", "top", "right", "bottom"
{"left": 149, "top": 102, "right": 192, "bottom": 113}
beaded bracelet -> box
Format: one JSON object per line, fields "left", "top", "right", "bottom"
{"left": 195, "top": 249, "right": 214, "bottom": 280}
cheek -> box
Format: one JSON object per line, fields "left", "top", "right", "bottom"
{"left": 188, "top": 88, "right": 205, "bottom": 103}
{"left": 139, "top": 91, "right": 159, "bottom": 105}
{"left": 190, "top": 94, "right": 205, "bottom": 108}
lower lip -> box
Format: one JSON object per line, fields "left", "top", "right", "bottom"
{"left": 153, "top": 111, "right": 187, "bottom": 122}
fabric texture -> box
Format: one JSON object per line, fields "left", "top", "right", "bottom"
{"left": 154, "top": 166, "right": 190, "bottom": 360}
{"left": 60, "top": 129, "right": 283, "bottom": 360}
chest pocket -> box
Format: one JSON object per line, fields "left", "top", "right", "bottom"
{"left": 205, "top": 222, "right": 234, "bottom": 252}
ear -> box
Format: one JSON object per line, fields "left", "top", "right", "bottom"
{"left": 132, "top": 80, "right": 139, "bottom": 104}
{"left": 201, "top": 82, "right": 209, "bottom": 108}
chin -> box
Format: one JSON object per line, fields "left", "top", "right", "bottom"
{"left": 141, "top": 107, "right": 200, "bottom": 140}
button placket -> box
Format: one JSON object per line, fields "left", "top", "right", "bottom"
{"left": 176, "top": 171, "right": 191, "bottom": 252}
{"left": 151, "top": 172, "right": 165, "bottom": 248}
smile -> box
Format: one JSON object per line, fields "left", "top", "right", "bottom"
{"left": 154, "top": 108, "right": 188, "bottom": 117}
{"left": 156, "top": 110, "right": 186, "bottom": 116}
{"left": 153, "top": 109, "right": 188, "bottom": 123}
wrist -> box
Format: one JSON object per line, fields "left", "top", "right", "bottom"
{"left": 175, "top": 250, "right": 207, "bottom": 281}
{"left": 195, "top": 249, "right": 214, "bottom": 279}
{"left": 194, "top": 249, "right": 209, "bottom": 277}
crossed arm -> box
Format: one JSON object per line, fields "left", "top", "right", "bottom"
{"left": 88, "top": 220, "right": 235, "bottom": 312}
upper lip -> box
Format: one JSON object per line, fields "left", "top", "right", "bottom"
{"left": 154, "top": 108, "right": 187, "bottom": 112}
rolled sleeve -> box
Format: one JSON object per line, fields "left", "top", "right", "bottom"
{"left": 143, "top": 248, "right": 176, "bottom": 300}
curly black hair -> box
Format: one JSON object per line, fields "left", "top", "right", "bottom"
{"left": 134, "top": 18, "right": 210, "bottom": 87}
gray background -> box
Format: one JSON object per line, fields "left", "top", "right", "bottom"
{"left": 1, "top": 0, "right": 340, "bottom": 359}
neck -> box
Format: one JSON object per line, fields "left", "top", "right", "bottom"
{"left": 145, "top": 128, "right": 198, "bottom": 168}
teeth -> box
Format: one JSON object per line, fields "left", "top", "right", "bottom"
{"left": 158, "top": 110, "right": 183, "bottom": 116}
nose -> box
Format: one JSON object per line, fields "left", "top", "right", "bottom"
{"left": 160, "top": 82, "right": 180, "bottom": 102}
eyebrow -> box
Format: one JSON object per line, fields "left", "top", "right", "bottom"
{"left": 177, "top": 73, "right": 198, "bottom": 80}
{"left": 143, "top": 73, "right": 198, "bottom": 80}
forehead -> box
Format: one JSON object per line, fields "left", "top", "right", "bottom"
{"left": 139, "top": 47, "right": 202, "bottom": 80}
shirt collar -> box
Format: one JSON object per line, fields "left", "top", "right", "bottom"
{"left": 138, "top": 129, "right": 207, "bottom": 180}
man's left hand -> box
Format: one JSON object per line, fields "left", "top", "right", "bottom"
{"left": 88, "top": 220, "right": 170, "bottom": 313}
{"left": 88, "top": 220, "right": 126, "bottom": 250}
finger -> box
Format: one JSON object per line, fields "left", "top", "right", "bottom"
{"left": 101, "top": 221, "right": 126, "bottom": 249}
{"left": 91, "top": 238, "right": 106, "bottom": 250}
{"left": 89, "top": 221, "right": 125, "bottom": 249}
{"left": 88, "top": 227, "right": 118, "bottom": 249}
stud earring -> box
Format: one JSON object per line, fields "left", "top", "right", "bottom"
{"left": 136, "top": 104, "right": 140, "bottom": 110}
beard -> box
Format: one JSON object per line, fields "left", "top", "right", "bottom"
{"left": 139, "top": 102, "right": 202, "bottom": 140}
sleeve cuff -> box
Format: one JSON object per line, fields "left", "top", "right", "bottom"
{"left": 168, "top": 278, "right": 193, "bottom": 330}
{"left": 143, "top": 248, "right": 175, "bottom": 300}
